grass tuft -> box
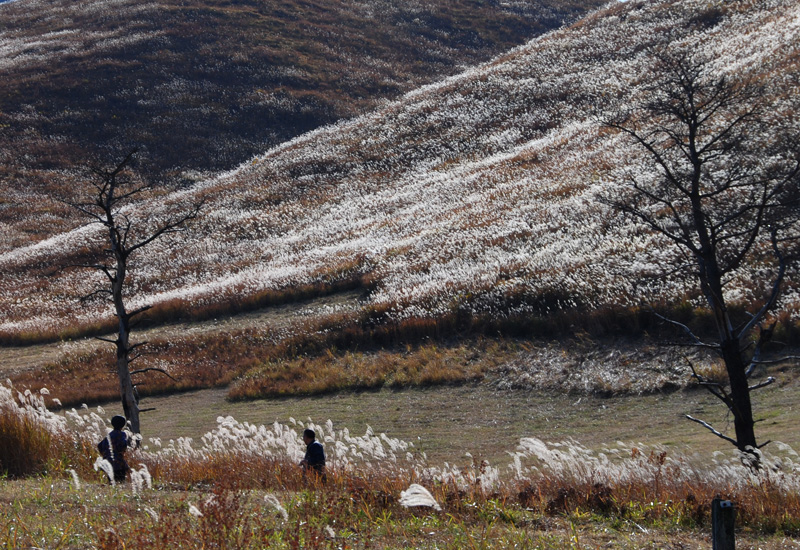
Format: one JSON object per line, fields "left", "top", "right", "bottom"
{"left": 0, "top": 403, "right": 52, "bottom": 478}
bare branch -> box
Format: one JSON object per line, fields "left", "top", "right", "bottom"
{"left": 129, "top": 341, "right": 149, "bottom": 353}
{"left": 751, "top": 355, "right": 800, "bottom": 365}
{"left": 687, "top": 360, "right": 728, "bottom": 403}
{"left": 64, "top": 263, "right": 115, "bottom": 283}
{"left": 605, "top": 120, "right": 687, "bottom": 196}
{"left": 93, "top": 149, "right": 138, "bottom": 181}
{"left": 738, "top": 230, "right": 787, "bottom": 341}
{"left": 685, "top": 415, "right": 739, "bottom": 446}
{"left": 749, "top": 377, "right": 776, "bottom": 391}
{"left": 111, "top": 182, "right": 152, "bottom": 204}
{"left": 58, "top": 202, "right": 108, "bottom": 224}
{"left": 128, "top": 305, "right": 153, "bottom": 319}
{"left": 650, "top": 308, "right": 716, "bottom": 349}
{"left": 744, "top": 322, "right": 776, "bottom": 377}
{"left": 126, "top": 197, "right": 206, "bottom": 256}
{"left": 79, "top": 288, "right": 114, "bottom": 303}
{"left": 130, "top": 367, "right": 178, "bottom": 382}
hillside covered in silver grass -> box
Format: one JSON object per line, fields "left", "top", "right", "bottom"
{"left": 1, "top": 0, "right": 797, "bottom": 334}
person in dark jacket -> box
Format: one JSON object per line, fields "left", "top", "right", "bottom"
{"left": 300, "top": 428, "right": 326, "bottom": 480}
{"left": 97, "top": 415, "right": 131, "bottom": 483}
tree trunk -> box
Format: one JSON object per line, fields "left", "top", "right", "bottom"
{"left": 720, "top": 339, "right": 757, "bottom": 452}
{"left": 111, "top": 242, "right": 140, "bottom": 433}
{"left": 699, "top": 252, "right": 759, "bottom": 455}
{"left": 69, "top": 150, "right": 200, "bottom": 437}
{"left": 115, "top": 317, "right": 140, "bottom": 434}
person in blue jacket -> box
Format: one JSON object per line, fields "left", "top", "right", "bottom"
{"left": 300, "top": 428, "right": 326, "bottom": 480}
{"left": 97, "top": 415, "right": 130, "bottom": 483}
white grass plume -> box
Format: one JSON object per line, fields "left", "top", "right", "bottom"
{"left": 94, "top": 457, "right": 115, "bottom": 485}
{"left": 143, "top": 506, "right": 159, "bottom": 522}
{"left": 400, "top": 483, "right": 441, "bottom": 511}
{"left": 131, "top": 464, "right": 152, "bottom": 495}
{"left": 264, "top": 494, "right": 289, "bottom": 521}
{"left": 188, "top": 504, "right": 203, "bottom": 518}
{"left": 67, "top": 468, "right": 81, "bottom": 490}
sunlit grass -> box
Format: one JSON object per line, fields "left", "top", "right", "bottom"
{"left": 3, "top": 0, "right": 798, "bottom": 347}
{"left": 8, "top": 288, "right": 793, "bottom": 412}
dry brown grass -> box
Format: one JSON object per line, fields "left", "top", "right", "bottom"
{"left": 0, "top": 403, "right": 53, "bottom": 478}
{"left": 228, "top": 341, "right": 510, "bottom": 400}
{"left": 7, "top": 296, "right": 794, "bottom": 409}
{"left": 2, "top": 426, "right": 799, "bottom": 548}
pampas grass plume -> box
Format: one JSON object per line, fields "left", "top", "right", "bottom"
{"left": 143, "top": 506, "right": 159, "bottom": 522}
{"left": 131, "top": 465, "right": 152, "bottom": 495}
{"left": 67, "top": 468, "right": 81, "bottom": 490}
{"left": 94, "top": 457, "right": 115, "bottom": 485}
{"left": 188, "top": 504, "right": 203, "bottom": 518}
{"left": 264, "top": 494, "right": 289, "bottom": 521}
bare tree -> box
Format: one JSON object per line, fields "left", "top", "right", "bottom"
{"left": 604, "top": 50, "right": 800, "bottom": 462}
{"left": 65, "top": 150, "right": 204, "bottom": 434}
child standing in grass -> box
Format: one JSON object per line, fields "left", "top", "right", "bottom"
{"left": 300, "top": 428, "right": 326, "bottom": 481}
{"left": 97, "top": 415, "right": 131, "bottom": 483}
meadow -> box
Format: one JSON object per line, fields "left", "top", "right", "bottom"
{"left": 2, "top": 354, "right": 800, "bottom": 549}
{"left": 2, "top": 287, "right": 798, "bottom": 548}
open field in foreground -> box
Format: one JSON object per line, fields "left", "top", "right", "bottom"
{"left": 2, "top": 385, "right": 800, "bottom": 549}
{"left": 2, "top": 475, "right": 799, "bottom": 550}
{"left": 123, "top": 380, "right": 800, "bottom": 468}
{"left": 2, "top": 361, "right": 800, "bottom": 548}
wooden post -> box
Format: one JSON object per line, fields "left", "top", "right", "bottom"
{"left": 712, "top": 498, "right": 735, "bottom": 550}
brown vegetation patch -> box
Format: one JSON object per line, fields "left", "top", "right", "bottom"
{"left": 228, "top": 340, "right": 514, "bottom": 400}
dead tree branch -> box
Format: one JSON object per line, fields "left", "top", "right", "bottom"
{"left": 685, "top": 415, "right": 739, "bottom": 447}
{"left": 130, "top": 367, "right": 178, "bottom": 382}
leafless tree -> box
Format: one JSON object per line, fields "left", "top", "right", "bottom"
{"left": 604, "top": 49, "right": 800, "bottom": 464}
{"left": 65, "top": 150, "right": 204, "bottom": 434}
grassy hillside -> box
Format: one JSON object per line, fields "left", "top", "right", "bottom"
{"left": 0, "top": 0, "right": 603, "bottom": 248}
{"left": 1, "top": 3, "right": 799, "bottom": 543}
{"left": 1, "top": 0, "right": 797, "bottom": 337}
{"left": 0, "top": 0, "right": 797, "bottom": 409}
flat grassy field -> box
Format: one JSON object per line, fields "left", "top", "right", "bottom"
{"left": 3, "top": 341, "right": 800, "bottom": 549}
{"left": 112, "top": 374, "right": 800, "bottom": 468}
{"left": 3, "top": 377, "right": 800, "bottom": 550}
